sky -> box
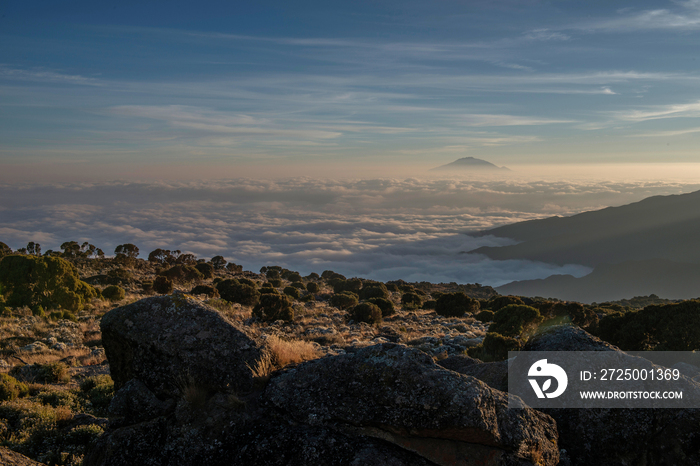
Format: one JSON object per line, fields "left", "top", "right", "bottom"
{"left": 3, "top": 1, "right": 700, "bottom": 288}
{"left": 2, "top": 0, "right": 700, "bottom": 180}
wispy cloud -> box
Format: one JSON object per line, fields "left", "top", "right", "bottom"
{"left": 0, "top": 65, "right": 103, "bottom": 86}
{"left": 609, "top": 99, "right": 700, "bottom": 121}
{"left": 573, "top": 1, "right": 700, "bottom": 32}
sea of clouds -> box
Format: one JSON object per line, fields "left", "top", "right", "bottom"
{"left": 2, "top": 177, "right": 698, "bottom": 287}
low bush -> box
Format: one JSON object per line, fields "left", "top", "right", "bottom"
{"left": 358, "top": 282, "right": 390, "bottom": 300}
{"left": 329, "top": 291, "right": 359, "bottom": 310}
{"left": 283, "top": 286, "right": 301, "bottom": 299}
{"left": 252, "top": 294, "right": 294, "bottom": 322}
{"left": 489, "top": 304, "right": 543, "bottom": 338}
{"left": 153, "top": 276, "right": 173, "bottom": 294}
{"left": 102, "top": 285, "right": 126, "bottom": 302}
{"left": 306, "top": 282, "right": 320, "bottom": 293}
{"left": 190, "top": 285, "right": 219, "bottom": 298}
{"left": 0, "top": 374, "right": 28, "bottom": 402}
{"left": 349, "top": 303, "right": 382, "bottom": 325}
{"left": 194, "top": 262, "right": 215, "bottom": 279}
{"left": 401, "top": 292, "right": 422, "bottom": 309}
{"left": 434, "top": 292, "right": 479, "bottom": 317}
{"left": 368, "top": 297, "right": 395, "bottom": 317}
{"left": 290, "top": 281, "right": 306, "bottom": 290}
{"left": 468, "top": 332, "right": 522, "bottom": 361}
{"left": 217, "top": 279, "right": 260, "bottom": 306}
{"left": 476, "top": 310, "right": 495, "bottom": 322}
{"left": 487, "top": 295, "right": 524, "bottom": 312}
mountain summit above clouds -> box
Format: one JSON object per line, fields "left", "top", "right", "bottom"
{"left": 429, "top": 157, "right": 510, "bottom": 172}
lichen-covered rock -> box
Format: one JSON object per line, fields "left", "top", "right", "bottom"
{"left": 108, "top": 379, "right": 175, "bottom": 426}
{"left": 527, "top": 325, "right": 700, "bottom": 465}
{"left": 100, "top": 294, "right": 264, "bottom": 398}
{"left": 265, "top": 343, "right": 559, "bottom": 466}
{"left": 440, "top": 356, "right": 509, "bottom": 392}
{"left": 523, "top": 324, "right": 618, "bottom": 352}
{"left": 0, "top": 447, "right": 45, "bottom": 466}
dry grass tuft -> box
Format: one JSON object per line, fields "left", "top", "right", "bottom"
{"left": 266, "top": 335, "right": 320, "bottom": 367}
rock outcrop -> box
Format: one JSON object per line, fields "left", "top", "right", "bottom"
{"left": 265, "top": 343, "right": 559, "bottom": 466}
{"left": 522, "top": 324, "right": 700, "bottom": 465}
{"left": 0, "top": 447, "right": 45, "bottom": 466}
{"left": 89, "top": 296, "right": 560, "bottom": 466}
{"left": 100, "top": 294, "right": 264, "bottom": 398}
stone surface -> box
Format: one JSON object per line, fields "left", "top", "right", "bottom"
{"left": 100, "top": 294, "right": 264, "bottom": 398}
{"left": 265, "top": 343, "right": 559, "bottom": 466}
{"left": 108, "top": 378, "right": 175, "bottom": 426}
{"left": 440, "top": 356, "right": 509, "bottom": 393}
{"left": 0, "top": 447, "right": 46, "bottom": 466}
{"left": 527, "top": 324, "right": 700, "bottom": 465}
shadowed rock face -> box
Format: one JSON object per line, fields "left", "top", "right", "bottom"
{"left": 265, "top": 343, "right": 559, "bottom": 466}
{"left": 100, "top": 294, "right": 264, "bottom": 398}
{"left": 0, "top": 447, "right": 45, "bottom": 466}
{"left": 89, "top": 296, "right": 560, "bottom": 466}
{"left": 521, "top": 325, "right": 700, "bottom": 466}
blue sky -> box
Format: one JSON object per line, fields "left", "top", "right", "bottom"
{"left": 2, "top": 0, "right": 700, "bottom": 181}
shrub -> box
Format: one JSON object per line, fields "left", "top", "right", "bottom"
{"left": 268, "top": 278, "right": 283, "bottom": 288}
{"left": 153, "top": 276, "right": 173, "bottom": 294}
{"left": 358, "top": 282, "right": 390, "bottom": 300}
{"left": 238, "top": 277, "right": 256, "bottom": 287}
{"left": 12, "top": 363, "right": 70, "bottom": 384}
{"left": 158, "top": 265, "right": 203, "bottom": 283}
{"left": 468, "top": 332, "right": 522, "bottom": 362}
{"left": 195, "top": 262, "right": 215, "bottom": 279}
{"left": 422, "top": 299, "right": 437, "bottom": 310}
{"left": 385, "top": 283, "right": 399, "bottom": 292}
{"left": 281, "top": 270, "right": 303, "bottom": 282}
{"left": 259, "top": 287, "right": 278, "bottom": 295}
{"left": 80, "top": 375, "right": 114, "bottom": 413}
{"left": 190, "top": 285, "right": 219, "bottom": 298}
{"left": 487, "top": 295, "right": 524, "bottom": 312}
{"left": 435, "top": 292, "right": 479, "bottom": 317}
{"left": 102, "top": 285, "right": 125, "bottom": 302}
{"left": 401, "top": 292, "right": 422, "bottom": 309}
{"left": 0, "top": 255, "right": 98, "bottom": 312}
{"left": 489, "top": 304, "right": 543, "bottom": 338}
{"left": 306, "top": 282, "right": 320, "bottom": 293}
{"left": 217, "top": 279, "right": 260, "bottom": 306}
{"left": 593, "top": 299, "right": 700, "bottom": 351}
{"left": 305, "top": 272, "right": 320, "bottom": 280}
{"left": 252, "top": 294, "right": 294, "bottom": 322}
{"left": 349, "top": 303, "right": 382, "bottom": 325}
{"left": 0, "top": 374, "right": 28, "bottom": 402}
{"left": 329, "top": 291, "right": 359, "bottom": 310}
{"left": 476, "top": 310, "right": 495, "bottom": 322}
{"left": 368, "top": 297, "right": 395, "bottom": 317}
{"left": 283, "top": 286, "right": 301, "bottom": 299}
{"left": 321, "top": 270, "right": 345, "bottom": 280}
{"left": 47, "top": 310, "right": 77, "bottom": 322}
{"left": 290, "top": 281, "right": 306, "bottom": 290}
{"left": 331, "top": 278, "right": 362, "bottom": 294}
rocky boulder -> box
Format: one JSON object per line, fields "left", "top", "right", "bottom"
{"left": 0, "top": 447, "right": 45, "bottom": 466}
{"left": 526, "top": 324, "right": 700, "bottom": 465}
{"left": 265, "top": 343, "right": 559, "bottom": 466}
{"left": 100, "top": 294, "right": 264, "bottom": 399}
{"left": 439, "top": 355, "right": 509, "bottom": 392}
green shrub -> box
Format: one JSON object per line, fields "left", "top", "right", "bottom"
{"left": 153, "top": 276, "right": 173, "bottom": 294}
{"left": 80, "top": 375, "right": 114, "bottom": 413}
{"left": 422, "top": 299, "right": 437, "bottom": 310}
{"left": 47, "top": 310, "right": 78, "bottom": 322}
{"left": 305, "top": 272, "right": 320, "bottom": 280}
{"left": 476, "top": 310, "right": 495, "bottom": 322}
{"left": 487, "top": 295, "right": 524, "bottom": 311}
{"left": 252, "top": 294, "right": 294, "bottom": 322}
{"left": 158, "top": 265, "right": 203, "bottom": 283}
{"left": 434, "top": 292, "right": 479, "bottom": 317}
{"left": 401, "top": 292, "right": 422, "bottom": 309}
{"left": 329, "top": 291, "right": 359, "bottom": 310}
{"left": 0, "top": 255, "right": 98, "bottom": 312}
{"left": 238, "top": 277, "right": 256, "bottom": 287}
{"left": 385, "top": 283, "right": 399, "bottom": 292}
{"left": 283, "top": 286, "right": 300, "bottom": 299}
{"left": 194, "top": 262, "right": 215, "bottom": 279}
{"left": 102, "top": 285, "right": 125, "bottom": 302}
{"left": 331, "top": 278, "right": 362, "bottom": 294}
{"left": 593, "top": 299, "right": 700, "bottom": 351}
{"left": 259, "top": 287, "right": 278, "bottom": 295}
{"left": 290, "top": 281, "right": 306, "bottom": 290}
{"left": 216, "top": 279, "right": 260, "bottom": 306}
{"left": 359, "top": 282, "right": 390, "bottom": 300}
{"left": 0, "top": 374, "right": 28, "bottom": 402}
{"left": 281, "top": 270, "right": 303, "bottom": 282}
{"left": 368, "top": 297, "right": 395, "bottom": 317}
{"left": 31, "top": 305, "right": 45, "bottom": 317}
{"left": 261, "top": 282, "right": 273, "bottom": 288}
{"left": 268, "top": 278, "right": 283, "bottom": 288}
{"left": 306, "top": 282, "right": 320, "bottom": 293}
{"left": 190, "top": 285, "right": 219, "bottom": 297}
{"left": 141, "top": 281, "right": 153, "bottom": 293}
{"left": 349, "top": 303, "right": 382, "bottom": 325}
{"left": 489, "top": 304, "right": 543, "bottom": 338}
{"left": 468, "top": 332, "right": 522, "bottom": 362}
{"left": 12, "top": 363, "right": 70, "bottom": 384}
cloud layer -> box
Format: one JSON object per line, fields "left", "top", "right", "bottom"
{"left": 2, "top": 177, "right": 699, "bottom": 286}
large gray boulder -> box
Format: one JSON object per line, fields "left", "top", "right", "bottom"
{"left": 265, "top": 343, "right": 559, "bottom": 466}
{"left": 526, "top": 325, "right": 700, "bottom": 465}
{"left": 100, "top": 294, "right": 264, "bottom": 399}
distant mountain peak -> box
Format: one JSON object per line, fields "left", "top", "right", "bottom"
{"left": 430, "top": 157, "right": 510, "bottom": 171}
